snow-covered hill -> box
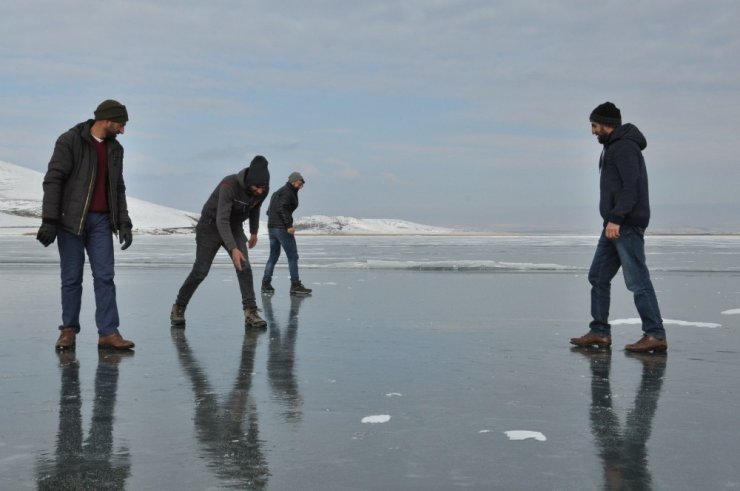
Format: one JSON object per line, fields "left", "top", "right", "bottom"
{"left": 0, "top": 160, "right": 198, "bottom": 234}
{"left": 295, "top": 215, "right": 453, "bottom": 235}
{"left": 0, "top": 161, "right": 453, "bottom": 236}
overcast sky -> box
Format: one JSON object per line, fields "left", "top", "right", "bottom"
{"left": 1, "top": 1, "right": 739, "bottom": 232}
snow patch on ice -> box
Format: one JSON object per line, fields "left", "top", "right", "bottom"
{"left": 361, "top": 415, "right": 391, "bottom": 424}
{"left": 611, "top": 318, "right": 721, "bottom": 329}
{"left": 478, "top": 429, "right": 491, "bottom": 434}
{"left": 505, "top": 430, "right": 546, "bottom": 442}
{"left": 385, "top": 392, "right": 402, "bottom": 398}
{"left": 721, "top": 309, "right": 740, "bottom": 315}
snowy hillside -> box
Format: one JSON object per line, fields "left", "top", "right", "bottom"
{"left": 0, "top": 161, "right": 453, "bottom": 236}
{"left": 295, "top": 215, "right": 453, "bottom": 235}
{"left": 0, "top": 160, "right": 198, "bottom": 234}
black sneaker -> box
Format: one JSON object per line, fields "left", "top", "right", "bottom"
{"left": 290, "top": 281, "right": 312, "bottom": 296}
{"left": 261, "top": 281, "right": 275, "bottom": 294}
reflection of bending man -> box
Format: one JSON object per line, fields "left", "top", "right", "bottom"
{"left": 263, "top": 295, "right": 305, "bottom": 422}
{"left": 578, "top": 349, "right": 667, "bottom": 490}
{"left": 171, "top": 329, "right": 269, "bottom": 489}
{"left": 36, "top": 351, "right": 132, "bottom": 489}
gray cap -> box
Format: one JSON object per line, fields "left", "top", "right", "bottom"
{"left": 288, "top": 171, "right": 305, "bottom": 184}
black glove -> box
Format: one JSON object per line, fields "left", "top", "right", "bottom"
{"left": 119, "top": 225, "right": 133, "bottom": 250}
{"left": 36, "top": 219, "right": 57, "bottom": 247}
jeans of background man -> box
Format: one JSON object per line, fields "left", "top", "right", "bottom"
{"left": 588, "top": 225, "right": 665, "bottom": 339}
{"left": 176, "top": 223, "right": 257, "bottom": 310}
{"left": 57, "top": 212, "right": 119, "bottom": 335}
{"left": 262, "top": 227, "right": 300, "bottom": 283}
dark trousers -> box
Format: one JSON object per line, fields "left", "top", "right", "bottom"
{"left": 588, "top": 225, "right": 665, "bottom": 339}
{"left": 56, "top": 212, "right": 119, "bottom": 335}
{"left": 176, "top": 223, "right": 257, "bottom": 310}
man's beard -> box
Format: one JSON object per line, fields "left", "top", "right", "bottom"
{"left": 597, "top": 134, "right": 608, "bottom": 144}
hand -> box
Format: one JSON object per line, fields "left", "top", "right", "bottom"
{"left": 605, "top": 222, "right": 621, "bottom": 240}
{"left": 231, "top": 248, "right": 246, "bottom": 271}
{"left": 287, "top": 227, "right": 295, "bottom": 235}
{"left": 248, "top": 234, "right": 258, "bottom": 249}
{"left": 119, "top": 225, "right": 133, "bottom": 250}
{"left": 36, "top": 220, "right": 57, "bottom": 247}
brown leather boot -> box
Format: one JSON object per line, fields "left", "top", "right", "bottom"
{"left": 98, "top": 331, "right": 135, "bottom": 350}
{"left": 55, "top": 327, "right": 77, "bottom": 351}
{"left": 570, "top": 332, "right": 612, "bottom": 348}
{"left": 624, "top": 335, "right": 667, "bottom": 353}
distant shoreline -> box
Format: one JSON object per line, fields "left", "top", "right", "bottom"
{"left": 3, "top": 227, "right": 740, "bottom": 238}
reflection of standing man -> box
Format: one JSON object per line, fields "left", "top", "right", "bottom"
{"left": 576, "top": 349, "right": 666, "bottom": 489}
{"left": 571, "top": 102, "right": 667, "bottom": 353}
{"left": 36, "top": 351, "right": 133, "bottom": 488}
{"left": 263, "top": 295, "right": 305, "bottom": 422}
{"left": 171, "top": 156, "right": 270, "bottom": 328}
{"left": 261, "top": 172, "right": 312, "bottom": 296}
{"left": 38, "top": 100, "right": 135, "bottom": 351}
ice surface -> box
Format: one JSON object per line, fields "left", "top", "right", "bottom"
{"left": 2, "top": 235, "right": 740, "bottom": 490}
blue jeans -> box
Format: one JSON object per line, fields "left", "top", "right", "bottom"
{"left": 588, "top": 225, "right": 665, "bottom": 339}
{"left": 176, "top": 223, "right": 257, "bottom": 310}
{"left": 56, "top": 212, "right": 119, "bottom": 335}
{"left": 262, "top": 228, "right": 300, "bottom": 283}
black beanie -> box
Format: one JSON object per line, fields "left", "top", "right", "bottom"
{"left": 245, "top": 155, "right": 270, "bottom": 187}
{"left": 590, "top": 102, "right": 621, "bottom": 127}
{"left": 94, "top": 99, "right": 129, "bottom": 123}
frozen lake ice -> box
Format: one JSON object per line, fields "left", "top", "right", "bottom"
{"left": 1, "top": 234, "right": 739, "bottom": 489}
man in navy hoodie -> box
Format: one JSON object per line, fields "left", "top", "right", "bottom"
{"left": 571, "top": 102, "right": 667, "bottom": 353}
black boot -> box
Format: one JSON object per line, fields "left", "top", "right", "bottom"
{"left": 290, "top": 281, "right": 312, "bottom": 296}
{"left": 261, "top": 280, "right": 275, "bottom": 294}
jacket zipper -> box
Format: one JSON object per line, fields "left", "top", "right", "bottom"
{"left": 78, "top": 149, "right": 96, "bottom": 235}
{"left": 107, "top": 146, "right": 117, "bottom": 231}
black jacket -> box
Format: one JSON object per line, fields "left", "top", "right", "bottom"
{"left": 266, "top": 183, "right": 299, "bottom": 229}
{"left": 198, "top": 167, "right": 268, "bottom": 251}
{"left": 599, "top": 123, "right": 651, "bottom": 229}
{"left": 42, "top": 120, "right": 131, "bottom": 235}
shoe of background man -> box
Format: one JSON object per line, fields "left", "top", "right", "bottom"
{"left": 98, "top": 331, "right": 135, "bottom": 350}
{"left": 570, "top": 332, "right": 612, "bottom": 348}
{"left": 290, "top": 281, "right": 312, "bottom": 296}
{"left": 170, "top": 303, "right": 186, "bottom": 327}
{"left": 261, "top": 281, "right": 275, "bottom": 295}
{"left": 624, "top": 335, "right": 667, "bottom": 353}
{"left": 245, "top": 308, "right": 267, "bottom": 328}
{"left": 55, "top": 327, "right": 77, "bottom": 351}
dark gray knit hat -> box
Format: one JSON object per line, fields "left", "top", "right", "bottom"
{"left": 590, "top": 102, "right": 621, "bottom": 127}
{"left": 245, "top": 155, "right": 270, "bottom": 187}
{"left": 94, "top": 99, "right": 129, "bottom": 123}
{"left": 288, "top": 171, "right": 305, "bottom": 184}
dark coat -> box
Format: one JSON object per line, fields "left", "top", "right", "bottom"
{"left": 41, "top": 120, "right": 131, "bottom": 235}
{"left": 266, "top": 183, "right": 299, "bottom": 229}
{"left": 599, "top": 123, "right": 651, "bottom": 229}
{"left": 198, "top": 167, "right": 268, "bottom": 252}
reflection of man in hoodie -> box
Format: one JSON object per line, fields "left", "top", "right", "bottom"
{"left": 571, "top": 103, "right": 667, "bottom": 353}
{"left": 171, "top": 156, "right": 270, "bottom": 328}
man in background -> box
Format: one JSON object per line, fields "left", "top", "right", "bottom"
{"left": 261, "top": 172, "right": 312, "bottom": 296}
{"left": 37, "top": 99, "right": 135, "bottom": 351}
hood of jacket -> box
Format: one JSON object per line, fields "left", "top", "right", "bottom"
{"left": 607, "top": 123, "right": 647, "bottom": 151}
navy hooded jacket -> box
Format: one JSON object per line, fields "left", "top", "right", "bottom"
{"left": 598, "top": 123, "right": 651, "bottom": 229}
